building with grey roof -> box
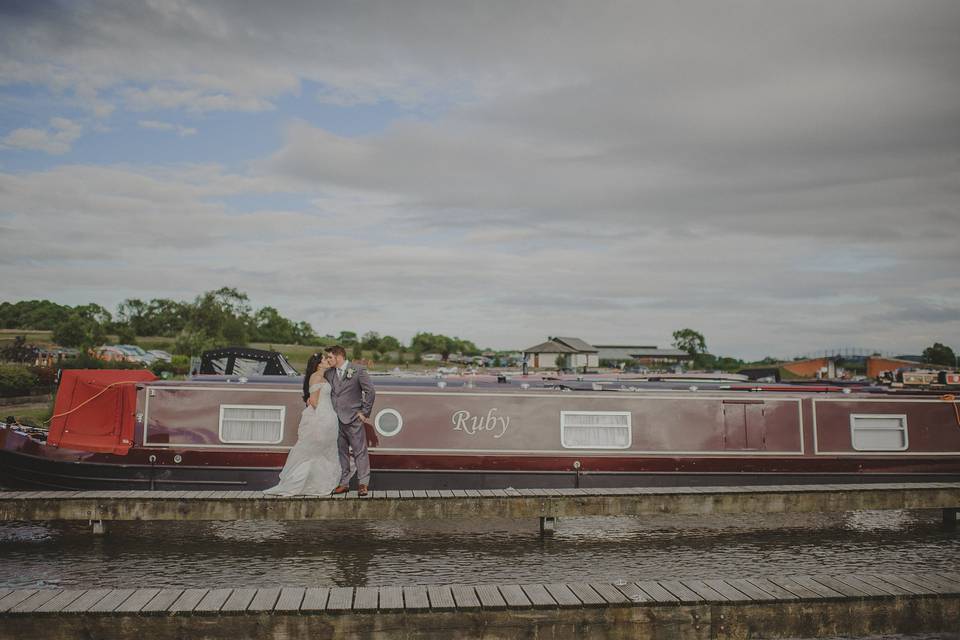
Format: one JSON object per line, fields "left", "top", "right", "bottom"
{"left": 522, "top": 337, "right": 598, "bottom": 370}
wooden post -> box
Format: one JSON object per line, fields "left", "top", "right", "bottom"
{"left": 944, "top": 508, "right": 958, "bottom": 529}
{"left": 539, "top": 516, "right": 556, "bottom": 536}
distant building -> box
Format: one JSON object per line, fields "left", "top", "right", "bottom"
{"left": 594, "top": 344, "right": 691, "bottom": 367}
{"left": 594, "top": 345, "right": 657, "bottom": 362}
{"left": 782, "top": 357, "right": 841, "bottom": 378}
{"left": 626, "top": 347, "right": 692, "bottom": 367}
{"left": 866, "top": 356, "right": 949, "bottom": 379}
{"left": 522, "top": 337, "right": 599, "bottom": 369}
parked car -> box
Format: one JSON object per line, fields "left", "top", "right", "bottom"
{"left": 94, "top": 345, "right": 131, "bottom": 362}
{"left": 115, "top": 344, "right": 158, "bottom": 365}
{"left": 147, "top": 349, "right": 173, "bottom": 363}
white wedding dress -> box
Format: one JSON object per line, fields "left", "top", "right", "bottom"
{"left": 263, "top": 381, "right": 341, "bottom": 496}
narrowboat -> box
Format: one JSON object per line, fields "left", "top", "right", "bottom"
{"left": 2, "top": 368, "right": 960, "bottom": 490}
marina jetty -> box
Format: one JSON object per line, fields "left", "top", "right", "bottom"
{"left": 1, "top": 483, "right": 958, "bottom": 534}
{"left": 0, "top": 571, "right": 958, "bottom": 639}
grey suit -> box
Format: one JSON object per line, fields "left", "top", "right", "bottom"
{"left": 325, "top": 362, "right": 376, "bottom": 486}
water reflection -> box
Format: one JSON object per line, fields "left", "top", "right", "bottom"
{"left": 840, "top": 509, "right": 913, "bottom": 532}
{"left": 0, "top": 510, "right": 956, "bottom": 590}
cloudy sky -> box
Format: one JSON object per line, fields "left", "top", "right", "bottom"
{"left": 1, "top": 1, "right": 958, "bottom": 359}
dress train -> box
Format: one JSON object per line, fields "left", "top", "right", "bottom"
{"left": 263, "top": 381, "right": 341, "bottom": 496}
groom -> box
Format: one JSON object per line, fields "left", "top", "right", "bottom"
{"left": 324, "top": 345, "right": 376, "bottom": 496}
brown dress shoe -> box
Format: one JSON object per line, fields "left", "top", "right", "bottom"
{"left": 358, "top": 484, "right": 369, "bottom": 497}
{"left": 331, "top": 485, "right": 349, "bottom": 495}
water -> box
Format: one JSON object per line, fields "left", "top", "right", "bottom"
{"left": 0, "top": 509, "right": 956, "bottom": 590}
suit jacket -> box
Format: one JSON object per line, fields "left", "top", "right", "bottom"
{"left": 324, "top": 362, "right": 376, "bottom": 425}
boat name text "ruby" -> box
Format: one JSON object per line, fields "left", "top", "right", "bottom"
{"left": 451, "top": 409, "right": 510, "bottom": 438}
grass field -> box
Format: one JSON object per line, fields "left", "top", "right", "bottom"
{"left": 248, "top": 342, "right": 442, "bottom": 373}
{"left": 0, "top": 330, "right": 178, "bottom": 351}
{"left": 1, "top": 400, "right": 53, "bottom": 426}
{"left": 0, "top": 330, "right": 448, "bottom": 373}
{"left": 0, "top": 329, "right": 54, "bottom": 346}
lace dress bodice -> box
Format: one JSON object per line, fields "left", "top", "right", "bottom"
{"left": 302, "top": 380, "right": 336, "bottom": 437}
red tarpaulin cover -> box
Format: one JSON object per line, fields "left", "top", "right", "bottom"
{"left": 47, "top": 370, "right": 157, "bottom": 455}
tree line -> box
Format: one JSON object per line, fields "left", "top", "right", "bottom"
{"left": 0, "top": 288, "right": 482, "bottom": 360}
{"left": 669, "top": 328, "right": 957, "bottom": 369}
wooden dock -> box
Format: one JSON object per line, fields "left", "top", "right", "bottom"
{"left": 1, "top": 483, "right": 958, "bottom": 529}
{"left": 0, "top": 571, "right": 957, "bottom": 639}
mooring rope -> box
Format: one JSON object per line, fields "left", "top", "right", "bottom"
{"left": 941, "top": 394, "right": 960, "bottom": 428}
{"left": 43, "top": 380, "right": 141, "bottom": 425}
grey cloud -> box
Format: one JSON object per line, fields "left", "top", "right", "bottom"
{"left": 868, "top": 302, "right": 960, "bottom": 325}
{"left": 2, "top": 1, "right": 959, "bottom": 358}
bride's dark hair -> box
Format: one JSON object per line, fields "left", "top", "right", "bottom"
{"left": 302, "top": 352, "right": 324, "bottom": 402}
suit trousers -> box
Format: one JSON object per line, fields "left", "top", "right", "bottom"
{"left": 337, "top": 420, "right": 370, "bottom": 486}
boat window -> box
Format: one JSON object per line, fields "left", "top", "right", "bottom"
{"left": 561, "top": 411, "right": 631, "bottom": 449}
{"left": 850, "top": 414, "right": 908, "bottom": 451}
{"left": 375, "top": 408, "right": 403, "bottom": 437}
{"left": 219, "top": 405, "right": 285, "bottom": 444}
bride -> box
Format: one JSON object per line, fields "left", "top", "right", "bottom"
{"left": 264, "top": 352, "right": 342, "bottom": 496}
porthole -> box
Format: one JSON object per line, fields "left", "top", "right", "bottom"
{"left": 375, "top": 408, "right": 403, "bottom": 437}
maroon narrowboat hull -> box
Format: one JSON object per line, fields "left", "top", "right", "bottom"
{"left": 2, "top": 374, "right": 960, "bottom": 490}
{"left": 3, "top": 429, "right": 959, "bottom": 491}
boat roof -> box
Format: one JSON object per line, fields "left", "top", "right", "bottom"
{"left": 144, "top": 372, "right": 943, "bottom": 397}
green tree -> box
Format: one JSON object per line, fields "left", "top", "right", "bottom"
{"left": 115, "top": 323, "right": 137, "bottom": 344}
{"left": 73, "top": 303, "right": 112, "bottom": 327}
{"left": 52, "top": 313, "right": 107, "bottom": 349}
{"left": 52, "top": 320, "right": 85, "bottom": 348}
{"left": 672, "top": 328, "right": 707, "bottom": 356}
{"left": 117, "top": 298, "right": 152, "bottom": 336}
{"left": 360, "top": 331, "right": 381, "bottom": 351}
{"left": 173, "top": 327, "right": 219, "bottom": 356}
{"left": 410, "top": 332, "right": 472, "bottom": 362}
{"left": 693, "top": 353, "right": 717, "bottom": 369}
{"left": 379, "top": 335, "right": 401, "bottom": 352}
{"left": 456, "top": 338, "right": 479, "bottom": 356}
{"left": 437, "top": 336, "right": 457, "bottom": 362}
{"left": 117, "top": 297, "right": 187, "bottom": 336}
{"left": 222, "top": 316, "right": 248, "bottom": 344}
{"left": 178, "top": 287, "right": 253, "bottom": 351}
{"left": 208, "top": 287, "right": 252, "bottom": 318}
{"left": 923, "top": 342, "right": 956, "bottom": 367}
{"left": 693, "top": 352, "right": 744, "bottom": 371}
{"left": 254, "top": 306, "right": 298, "bottom": 343}
{"left": 410, "top": 332, "right": 437, "bottom": 354}
{"left": 351, "top": 342, "right": 363, "bottom": 360}
{"left": 148, "top": 298, "right": 189, "bottom": 336}
{"left": 161, "top": 288, "right": 254, "bottom": 355}
{"left": 293, "top": 321, "right": 317, "bottom": 345}
{"left": 0, "top": 300, "right": 72, "bottom": 330}
{"left": 338, "top": 331, "right": 358, "bottom": 346}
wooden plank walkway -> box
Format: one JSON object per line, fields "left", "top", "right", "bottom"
{"left": 0, "top": 482, "right": 958, "bottom": 523}
{"left": 0, "top": 571, "right": 957, "bottom": 639}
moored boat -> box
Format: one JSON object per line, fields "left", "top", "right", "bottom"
{"left": 2, "top": 369, "right": 959, "bottom": 490}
